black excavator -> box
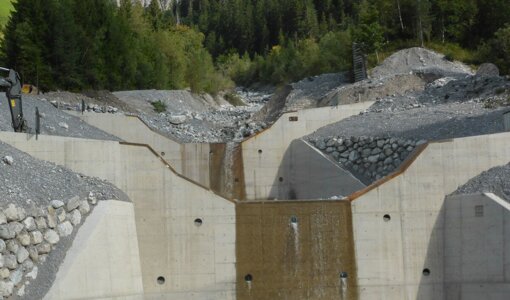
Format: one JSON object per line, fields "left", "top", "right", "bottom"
{"left": 0, "top": 68, "right": 28, "bottom": 132}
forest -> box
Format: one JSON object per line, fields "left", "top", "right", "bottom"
{"left": 2, "top": 0, "right": 510, "bottom": 92}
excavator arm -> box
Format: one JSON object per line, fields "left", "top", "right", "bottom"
{"left": 0, "top": 68, "right": 27, "bottom": 132}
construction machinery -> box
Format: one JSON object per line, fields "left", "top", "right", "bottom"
{"left": 0, "top": 68, "right": 27, "bottom": 132}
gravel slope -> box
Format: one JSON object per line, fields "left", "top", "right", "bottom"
{"left": 371, "top": 47, "right": 472, "bottom": 79}
{"left": 0, "top": 141, "right": 129, "bottom": 209}
{"left": 0, "top": 95, "right": 120, "bottom": 141}
{"left": 308, "top": 102, "right": 507, "bottom": 141}
{"left": 453, "top": 163, "right": 510, "bottom": 200}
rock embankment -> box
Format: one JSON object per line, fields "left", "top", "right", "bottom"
{"left": 308, "top": 136, "right": 426, "bottom": 183}
{"left": 0, "top": 141, "right": 129, "bottom": 298}
{"left": 0, "top": 195, "right": 96, "bottom": 298}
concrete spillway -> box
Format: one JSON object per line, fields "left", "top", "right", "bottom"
{"left": 2, "top": 100, "right": 510, "bottom": 299}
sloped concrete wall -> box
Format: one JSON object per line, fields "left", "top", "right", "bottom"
{"left": 242, "top": 102, "right": 374, "bottom": 200}
{"left": 350, "top": 132, "right": 510, "bottom": 299}
{"left": 443, "top": 193, "right": 510, "bottom": 300}
{"left": 270, "top": 139, "right": 366, "bottom": 200}
{"left": 0, "top": 132, "right": 236, "bottom": 299}
{"left": 71, "top": 112, "right": 211, "bottom": 188}
{"left": 44, "top": 200, "right": 143, "bottom": 300}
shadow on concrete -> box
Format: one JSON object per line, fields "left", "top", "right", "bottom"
{"left": 268, "top": 139, "right": 366, "bottom": 200}
{"left": 418, "top": 192, "right": 510, "bottom": 299}
{"left": 415, "top": 201, "right": 445, "bottom": 299}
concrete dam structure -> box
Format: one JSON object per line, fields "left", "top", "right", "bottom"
{"left": 1, "top": 98, "right": 510, "bottom": 299}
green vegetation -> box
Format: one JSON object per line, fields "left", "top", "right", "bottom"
{"left": 2, "top": 0, "right": 510, "bottom": 92}
{"left": 1, "top": 0, "right": 231, "bottom": 93}
{"left": 0, "top": 0, "right": 12, "bottom": 27}
{"left": 151, "top": 100, "right": 167, "bottom": 113}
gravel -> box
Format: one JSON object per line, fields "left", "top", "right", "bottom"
{"left": 370, "top": 47, "right": 473, "bottom": 80}
{"left": 284, "top": 72, "right": 350, "bottom": 110}
{"left": 0, "top": 140, "right": 129, "bottom": 208}
{"left": 114, "top": 88, "right": 273, "bottom": 143}
{"left": 453, "top": 163, "right": 510, "bottom": 201}
{"left": 0, "top": 95, "right": 121, "bottom": 141}
{"left": 308, "top": 102, "right": 507, "bottom": 142}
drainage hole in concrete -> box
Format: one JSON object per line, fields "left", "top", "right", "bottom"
{"left": 234, "top": 178, "right": 239, "bottom": 183}
{"left": 383, "top": 214, "right": 391, "bottom": 222}
{"left": 279, "top": 177, "right": 284, "bottom": 182}
{"left": 290, "top": 216, "right": 298, "bottom": 224}
{"left": 340, "top": 272, "right": 348, "bottom": 278}
{"left": 258, "top": 149, "right": 263, "bottom": 154}
{"left": 245, "top": 274, "right": 253, "bottom": 282}
{"left": 194, "top": 218, "right": 203, "bottom": 227}
{"left": 157, "top": 276, "right": 165, "bottom": 284}
{"left": 161, "top": 152, "right": 165, "bottom": 156}
{"left": 422, "top": 268, "right": 431, "bottom": 276}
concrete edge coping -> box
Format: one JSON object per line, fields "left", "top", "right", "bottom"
{"left": 74, "top": 101, "right": 376, "bottom": 146}
{"left": 483, "top": 193, "right": 510, "bottom": 211}
{"left": 118, "top": 141, "right": 238, "bottom": 204}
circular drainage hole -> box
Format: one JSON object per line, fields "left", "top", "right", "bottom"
{"left": 160, "top": 152, "right": 165, "bottom": 156}
{"left": 290, "top": 216, "right": 298, "bottom": 224}
{"left": 244, "top": 274, "right": 253, "bottom": 282}
{"left": 157, "top": 276, "right": 165, "bottom": 284}
{"left": 423, "top": 268, "right": 431, "bottom": 276}
{"left": 383, "top": 214, "right": 391, "bottom": 222}
{"left": 340, "top": 271, "right": 348, "bottom": 278}
{"left": 194, "top": 218, "right": 203, "bottom": 227}
{"left": 258, "top": 149, "right": 263, "bottom": 154}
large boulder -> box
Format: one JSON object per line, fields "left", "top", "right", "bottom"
{"left": 476, "top": 63, "right": 499, "bottom": 77}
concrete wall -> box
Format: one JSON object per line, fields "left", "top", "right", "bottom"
{"left": 241, "top": 102, "right": 374, "bottom": 200}
{"left": 443, "top": 193, "right": 510, "bottom": 300}
{"left": 350, "top": 132, "right": 510, "bottom": 299}
{"left": 0, "top": 132, "right": 236, "bottom": 299}
{"left": 236, "top": 200, "right": 357, "bottom": 300}
{"left": 45, "top": 200, "right": 144, "bottom": 300}
{"left": 71, "top": 112, "right": 211, "bottom": 188}
{"left": 271, "top": 139, "right": 366, "bottom": 200}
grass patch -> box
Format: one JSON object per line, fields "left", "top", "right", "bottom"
{"left": 151, "top": 100, "right": 167, "bottom": 113}
{"left": 426, "top": 41, "right": 476, "bottom": 64}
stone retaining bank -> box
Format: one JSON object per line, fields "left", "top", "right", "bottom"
{"left": 0, "top": 194, "right": 96, "bottom": 298}
{"left": 308, "top": 136, "right": 426, "bottom": 183}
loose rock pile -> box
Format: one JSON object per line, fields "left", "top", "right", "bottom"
{"left": 0, "top": 194, "right": 95, "bottom": 298}
{"left": 48, "top": 100, "right": 120, "bottom": 114}
{"left": 308, "top": 136, "right": 426, "bottom": 183}
{"left": 134, "top": 88, "right": 272, "bottom": 143}
{"left": 453, "top": 162, "right": 510, "bottom": 199}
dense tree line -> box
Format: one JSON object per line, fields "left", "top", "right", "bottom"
{"left": 2, "top": 0, "right": 510, "bottom": 91}
{"left": 0, "top": 0, "right": 231, "bottom": 92}
{"left": 178, "top": 0, "right": 510, "bottom": 56}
